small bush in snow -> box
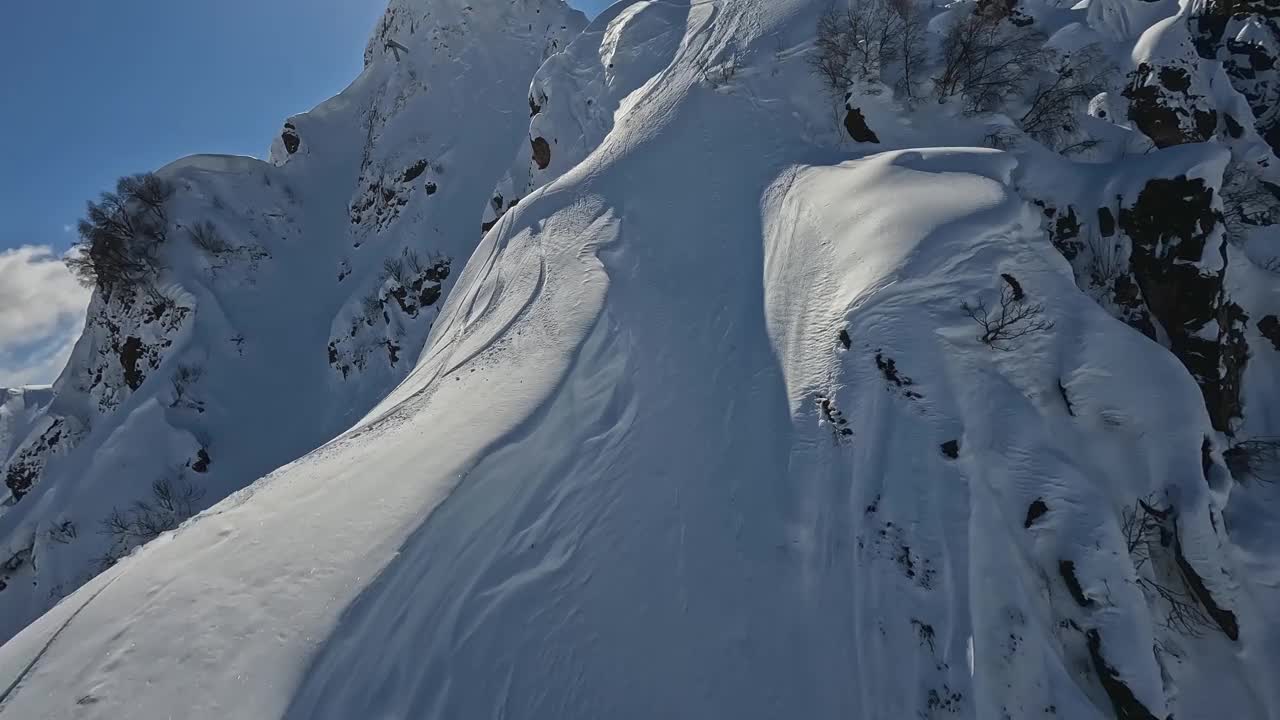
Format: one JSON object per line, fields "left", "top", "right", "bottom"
{"left": 962, "top": 276, "right": 1054, "bottom": 349}
{"left": 189, "top": 220, "right": 232, "bottom": 256}
{"left": 1122, "top": 498, "right": 1218, "bottom": 638}
{"left": 66, "top": 173, "right": 175, "bottom": 292}
{"left": 935, "top": 10, "right": 1051, "bottom": 113}
{"left": 1224, "top": 438, "right": 1280, "bottom": 484}
{"left": 98, "top": 475, "right": 204, "bottom": 569}
{"left": 170, "top": 364, "right": 205, "bottom": 411}
{"left": 382, "top": 256, "right": 408, "bottom": 284}
{"left": 812, "top": 0, "right": 926, "bottom": 101}
{"left": 1019, "top": 44, "right": 1113, "bottom": 151}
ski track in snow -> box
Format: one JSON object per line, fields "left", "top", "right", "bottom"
{"left": 0, "top": 0, "right": 1277, "bottom": 717}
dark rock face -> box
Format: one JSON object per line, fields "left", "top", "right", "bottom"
{"left": 1124, "top": 62, "right": 1217, "bottom": 147}
{"left": 1024, "top": 499, "right": 1048, "bottom": 528}
{"left": 281, "top": 123, "right": 301, "bottom": 155}
{"left": 1047, "top": 206, "right": 1083, "bottom": 261}
{"left": 1059, "top": 560, "right": 1093, "bottom": 607}
{"left": 1190, "top": 0, "right": 1280, "bottom": 152}
{"left": 401, "top": 159, "right": 428, "bottom": 183}
{"left": 1119, "top": 176, "right": 1245, "bottom": 432}
{"left": 328, "top": 256, "right": 453, "bottom": 378}
{"left": 4, "top": 420, "right": 68, "bottom": 501}
{"left": 843, "top": 107, "right": 880, "bottom": 143}
{"left": 1260, "top": 314, "right": 1280, "bottom": 349}
{"left": 532, "top": 136, "right": 552, "bottom": 170}
{"left": 1085, "top": 630, "right": 1160, "bottom": 720}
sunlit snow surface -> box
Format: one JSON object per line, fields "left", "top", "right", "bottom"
{"left": 1, "top": 0, "right": 1277, "bottom": 718}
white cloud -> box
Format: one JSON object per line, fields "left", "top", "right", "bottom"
{"left": 0, "top": 246, "right": 91, "bottom": 387}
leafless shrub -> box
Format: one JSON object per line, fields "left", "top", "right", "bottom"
{"left": 703, "top": 52, "right": 743, "bottom": 87}
{"left": 812, "top": 0, "right": 926, "bottom": 101}
{"left": 1224, "top": 438, "right": 1280, "bottom": 484}
{"left": 1020, "top": 44, "right": 1113, "bottom": 150}
{"left": 170, "top": 364, "right": 205, "bottom": 411}
{"left": 1122, "top": 498, "right": 1216, "bottom": 637}
{"left": 66, "top": 173, "right": 174, "bottom": 292}
{"left": 936, "top": 10, "right": 1051, "bottom": 113}
{"left": 1221, "top": 160, "right": 1280, "bottom": 243}
{"left": 962, "top": 277, "right": 1054, "bottom": 349}
{"left": 983, "top": 126, "right": 1021, "bottom": 150}
{"left": 47, "top": 520, "right": 77, "bottom": 544}
{"left": 189, "top": 220, "right": 231, "bottom": 255}
{"left": 360, "top": 292, "right": 383, "bottom": 326}
{"left": 403, "top": 248, "right": 424, "bottom": 275}
{"left": 98, "top": 475, "right": 204, "bottom": 569}
{"left": 382, "top": 256, "right": 408, "bottom": 284}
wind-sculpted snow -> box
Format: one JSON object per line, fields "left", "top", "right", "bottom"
{"left": 1, "top": 0, "right": 1278, "bottom": 717}
{"left": 0, "top": 0, "right": 585, "bottom": 646}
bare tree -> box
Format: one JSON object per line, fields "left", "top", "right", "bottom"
{"left": 812, "top": 0, "right": 926, "bottom": 101}
{"left": 189, "top": 220, "right": 231, "bottom": 255}
{"left": 1019, "top": 44, "right": 1113, "bottom": 150}
{"left": 936, "top": 10, "right": 1051, "bottom": 113}
{"left": 1122, "top": 498, "right": 1216, "bottom": 637}
{"left": 66, "top": 173, "right": 174, "bottom": 292}
{"left": 1224, "top": 438, "right": 1280, "bottom": 484}
{"left": 962, "top": 277, "right": 1054, "bottom": 349}
{"left": 98, "top": 475, "right": 204, "bottom": 569}
{"left": 170, "top": 364, "right": 205, "bottom": 411}
{"left": 1221, "top": 160, "right": 1280, "bottom": 243}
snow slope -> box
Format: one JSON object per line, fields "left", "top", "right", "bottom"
{"left": 0, "top": 0, "right": 584, "bottom": 644}
{"left": 1, "top": 0, "right": 1279, "bottom": 717}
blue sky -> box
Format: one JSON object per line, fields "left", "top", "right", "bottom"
{"left": 0, "top": 0, "right": 609, "bottom": 386}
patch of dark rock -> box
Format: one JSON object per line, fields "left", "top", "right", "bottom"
{"left": 1124, "top": 63, "right": 1217, "bottom": 147}
{"left": 927, "top": 686, "right": 964, "bottom": 714}
{"left": 941, "top": 440, "right": 960, "bottom": 459}
{"left": 532, "top": 136, "right": 552, "bottom": 170}
{"left": 875, "top": 351, "right": 913, "bottom": 387}
{"left": 1259, "top": 315, "right": 1280, "bottom": 351}
{"left": 424, "top": 181, "right": 437, "bottom": 195}
{"left": 401, "top": 159, "right": 429, "bottom": 183}
{"left": 191, "top": 448, "right": 211, "bottom": 474}
{"left": 386, "top": 340, "right": 400, "bottom": 365}
{"left": 120, "top": 337, "right": 145, "bottom": 390}
{"left": 529, "top": 95, "right": 541, "bottom": 117}
{"left": 1024, "top": 499, "right": 1048, "bottom": 528}
{"left": 843, "top": 107, "right": 880, "bottom": 143}
{"left": 1120, "top": 175, "right": 1242, "bottom": 431}
{"left": 839, "top": 329, "right": 851, "bottom": 349}
{"left": 1050, "top": 205, "right": 1082, "bottom": 260}
{"left": 1224, "top": 113, "right": 1245, "bottom": 138}
{"left": 1085, "top": 629, "right": 1160, "bottom": 720}
{"left": 1158, "top": 66, "right": 1192, "bottom": 92}
{"left": 1059, "top": 560, "right": 1094, "bottom": 607}
{"left": 1189, "top": 13, "right": 1228, "bottom": 59}
{"left": 1097, "top": 207, "right": 1116, "bottom": 237}
{"left": 1058, "top": 380, "right": 1075, "bottom": 416}
{"left": 1000, "top": 273, "right": 1024, "bottom": 300}
{"left": 281, "top": 125, "right": 301, "bottom": 155}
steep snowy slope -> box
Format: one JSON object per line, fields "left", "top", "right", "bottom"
{"left": 0, "top": 388, "right": 51, "bottom": 472}
{"left": 2, "top": 0, "right": 1280, "bottom": 717}
{"left": 0, "top": 0, "right": 584, "bottom": 644}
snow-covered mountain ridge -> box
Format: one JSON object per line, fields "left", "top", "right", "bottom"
{"left": 0, "top": 0, "right": 1278, "bottom": 717}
